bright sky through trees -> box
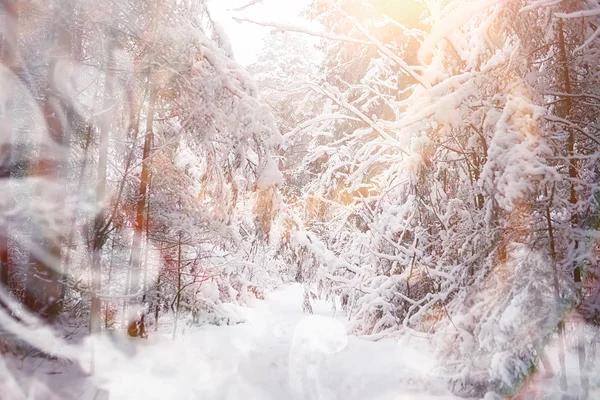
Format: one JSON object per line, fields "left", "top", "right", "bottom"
{"left": 208, "top": 0, "right": 315, "bottom": 65}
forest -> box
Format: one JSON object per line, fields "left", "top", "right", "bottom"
{"left": 0, "top": 0, "right": 599, "bottom": 399}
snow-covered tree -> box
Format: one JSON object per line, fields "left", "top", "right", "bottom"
{"left": 272, "top": 0, "right": 600, "bottom": 396}
{"left": 0, "top": 0, "right": 283, "bottom": 340}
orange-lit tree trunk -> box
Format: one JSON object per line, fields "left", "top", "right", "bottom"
{"left": 128, "top": 84, "right": 156, "bottom": 337}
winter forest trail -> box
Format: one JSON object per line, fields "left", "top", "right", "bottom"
{"left": 183, "top": 284, "right": 456, "bottom": 400}
{"left": 4, "top": 0, "right": 600, "bottom": 399}
{"left": 11, "top": 284, "right": 458, "bottom": 400}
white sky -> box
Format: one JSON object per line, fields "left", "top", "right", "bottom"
{"left": 208, "top": 0, "right": 315, "bottom": 65}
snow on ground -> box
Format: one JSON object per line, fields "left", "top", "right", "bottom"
{"left": 1, "top": 284, "right": 459, "bottom": 400}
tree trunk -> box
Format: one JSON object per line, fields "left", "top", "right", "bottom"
{"left": 24, "top": 0, "right": 73, "bottom": 320}
{"left": 172, "top": 231, "right": 182, "bottom": 340}
{"left": 557, "top": 18, "right": 587, "bottom": 395}
{"left": 138, "top": 186, "right": 152, "bottom": 337}
{"left": 154, "top": 273, "right": 161, "bottom": 332}
{"left": 128, "top": 83, "right": 156, "bottom": 337}
{"left": 0, "top": 0, "right": 19, "bottom": 295}
{"left": 545, "top": 186, "right": 568, "bottom": 391}
{"left": 105, "top": 235, "right": 115, "bottom": 330}
{"left": 90, "top": 29, "right": 115, "bottom": 336}
{"left": 539, "top": 348, "right": 554, "bottom": 377}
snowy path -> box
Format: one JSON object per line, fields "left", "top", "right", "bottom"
{"left": 181, "top": 284, "right": 451, "bottom": 400}
{"left": 7, "top": 284, "right": 459, "bottom": 400}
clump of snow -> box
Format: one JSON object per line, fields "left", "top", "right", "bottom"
{"left": 256, "top": 156, "right": 284, "bottom": 189}
{"left": 200, "top": 280, "right": 221, "bottom": 303}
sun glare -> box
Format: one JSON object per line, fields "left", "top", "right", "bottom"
{"left": 361, "top": 0, "right": 429, "bottom": 28}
